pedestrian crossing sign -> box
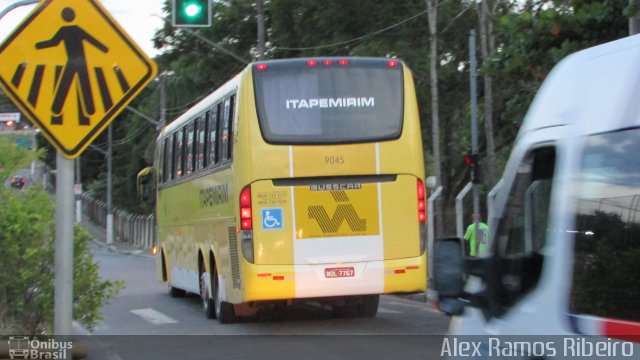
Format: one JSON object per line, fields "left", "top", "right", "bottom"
{"left": 0, "top": 0, "right": 157, "bottom": 158}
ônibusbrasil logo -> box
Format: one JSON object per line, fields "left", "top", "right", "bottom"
{"left": 7, "top": 336, "right": 73, "bottom": 360}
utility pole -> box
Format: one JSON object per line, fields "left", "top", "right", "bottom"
{"left": 106, "top": 124, "right": 113, "bottom": 244}
{"left": 75, "top": 157, "right": 82, "bottom": 223}
{"left": 160, "top": 73, "right": 167, "bottom": 129}
{"left": 256, "top": 0, "right": 266, "bottom": 60}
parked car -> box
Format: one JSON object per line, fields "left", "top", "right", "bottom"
{"left": 10, "top": 175, "right": 26, "bottom": 189}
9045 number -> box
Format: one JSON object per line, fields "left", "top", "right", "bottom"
{"left": 325, "top": 155, "right": 345, "bottom": 165}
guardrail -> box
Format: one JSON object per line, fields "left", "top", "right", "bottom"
{"left": 82, "top": 194, "right": 155, "bottom": 249}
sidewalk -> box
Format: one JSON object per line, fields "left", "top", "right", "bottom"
{"left": 82, "top": 219, "right": 149, "bottom": 257}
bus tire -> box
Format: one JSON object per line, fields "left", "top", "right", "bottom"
{"left": 212, "top": 265, "right": 236, "bottom": 324}
{"left": 169, "top": 285, "right": 185, "bottom": 298}
{"left": 200, "top": 272, "right": 216, "bottom": 319}
{"left": 357, "top": 295, "right": 379, "bottom": 318}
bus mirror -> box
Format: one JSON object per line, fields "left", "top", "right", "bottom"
{"left": 137, "top": 167, "right": 154, "bottom": 201}
{"left": 433, "top": 237, "right": 466, "bottom": 316}
{"left": 425, "top": 176, "right": 438, "bottom": 189}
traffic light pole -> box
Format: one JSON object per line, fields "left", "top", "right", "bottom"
{"left": 469, "top": 30, "right": 481, "bottom": 232}
{"left": 54, "top": 153, "right": 74, "bottom": 335}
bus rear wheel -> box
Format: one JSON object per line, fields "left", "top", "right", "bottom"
{"left": 168, "top": 285, "right": 185, "bottom": 298}
{"left": 333, "top": 295, "right": 379, "bottom": 318}
{"left": 357, "top": 295, "right": 379, "bottom": 318}
{"left": 200, "top": 272, "right": 216, "bottom": 319}
{"left": 212, "top": 265, "right": 236, "bottom": 324}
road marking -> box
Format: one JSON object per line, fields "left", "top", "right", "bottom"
{"left": 130, "top": 308, "right": 178, "bottom": 325}
{"left": 378, "top": 307, "right": 402, "bottom": 314}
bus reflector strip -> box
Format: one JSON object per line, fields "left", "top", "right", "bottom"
{"left": 257, "top": 273, "right": 271, "bottom": 278}
{"left": 273, "top": 276, "right": 285, "bottom": 280}
{"left": 406, "top": 265, "right": 419, "bottom": 270}
{"left": 385, "top": 269, "right": 408, "bottom": 275}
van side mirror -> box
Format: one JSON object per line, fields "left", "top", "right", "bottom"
{"left": 433, "top": 237, "right": 466, "bottom": 316}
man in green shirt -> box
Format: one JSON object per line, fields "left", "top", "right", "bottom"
{"left": 463, "top": 213, "right": 489, "bottom": 257}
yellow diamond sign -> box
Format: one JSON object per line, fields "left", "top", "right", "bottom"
{"left": 0, "top": 0, "right": 157, "bottom": 158}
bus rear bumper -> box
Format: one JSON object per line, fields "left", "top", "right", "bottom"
{"left": 241, "top": 255, "right": 426, "bottom": 302}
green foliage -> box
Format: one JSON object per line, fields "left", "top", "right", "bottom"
{"left": 0, "top": 140, "right": 122, "bottom": 334}
{"left": 72, "top": 226, "right": 125, "bottom": 329}
{"left": 65, "top": 0, "right": 633, "bottom": 233}
{"left": 0, "top": 137, "right": 31, "bottom": 183}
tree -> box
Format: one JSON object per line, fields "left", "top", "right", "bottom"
{"left": 477, "top": 0, "right": 498, "bottom": 188}
{"left": 0, "top": 137, "right": 123, "bottom": 334}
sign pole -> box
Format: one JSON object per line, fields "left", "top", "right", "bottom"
{"left": 54, "top": 152, "right": 74, "bottom": 335}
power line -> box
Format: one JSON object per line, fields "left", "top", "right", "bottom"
{"left": 271, "top": 9, "right": 429, "bottom": 51}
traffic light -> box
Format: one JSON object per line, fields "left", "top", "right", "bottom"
{"left": 463, "top": 151, "right": 481, "bottom": 184}
{"left": 172, "top": 0, "right": 211, "bottom": 27}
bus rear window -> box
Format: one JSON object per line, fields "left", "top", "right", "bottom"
{"left": 253, "top": 59, "right": 404, "bottom": 144}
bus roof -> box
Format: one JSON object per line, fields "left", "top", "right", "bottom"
{"left": 519, "top": 34, "right": 640, "bottom": 138}
{"left": 158, "top": 71, "right": 244, "bottom": 138}
{"left": 157, "top": 57, "right": 406, "bottom": 140}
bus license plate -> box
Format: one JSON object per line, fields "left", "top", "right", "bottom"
{"left": 325, "top": 267, "right": 355, "bottom": 278}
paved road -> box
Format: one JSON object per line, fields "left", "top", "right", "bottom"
{"left": 83, "top": 233, "right": 451, "bottom": 359}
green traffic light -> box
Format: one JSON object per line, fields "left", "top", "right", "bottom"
{"left": 183, "top": 2, "right": 202, "bottom": 18}
{"left": 172, "top": 0, "right": 211, "bottom": 27}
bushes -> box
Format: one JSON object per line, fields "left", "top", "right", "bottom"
{"left": 0, "top": 138, "right": 122, "bottom": 334}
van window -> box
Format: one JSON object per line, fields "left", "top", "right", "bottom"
{"left": 491, "top": 146, "right": 555, "bottom": 317}
{"left": 570, "top": 129, "right": 640, "bottom": 322}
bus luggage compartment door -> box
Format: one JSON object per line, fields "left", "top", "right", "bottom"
{"left": 250, "top": 174, "right": 422, "bottom": 266}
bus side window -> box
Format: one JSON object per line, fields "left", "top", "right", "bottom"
{"left": 156, "top": 140, "right": 164, "bottom": 185}
{"left": 220, "top": 95, "right": 234, "bottom": 162}
{"left": 174, "top": 128, "right": 184, "bottom": 178}
{"left": 164, "top": 136, "right": 173, "bottom": 183}
{"left": 185, "top": 121, "right": 195, "bottom": 175}
{"left": 196, "top": 115, "right": 206, "bottom": 170}
{"left": 208, "top": 105, "right": 219, "bottom": 166}
{"left": 493, "top": 146, "right": 555, "bottom": 316}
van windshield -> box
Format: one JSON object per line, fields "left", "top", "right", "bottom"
{"left": 253, "top": 59, "right": 404, "bottom": 144}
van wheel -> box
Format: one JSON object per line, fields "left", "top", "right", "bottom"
{"left": 212, "top": 265, "right": 236, "bottom": 323}
{"left": 200, "top": 272, "right": 216, "bottom": 319}
{"left": 168, "top": 285, "right": 185, "bottom": 298}
{"left": 357, "top": 295, "right": 379, "bottom": 318}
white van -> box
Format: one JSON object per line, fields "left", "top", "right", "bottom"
{"left": 433, "top": 34, "right": 640, "bottom": 356}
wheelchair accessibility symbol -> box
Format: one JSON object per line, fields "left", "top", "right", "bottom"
{"left": 261, "top": 208, "right": 283, "bottom": 230}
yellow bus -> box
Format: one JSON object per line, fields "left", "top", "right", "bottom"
{"left": 146, "top": 57, "right": 427, "bottom": 323}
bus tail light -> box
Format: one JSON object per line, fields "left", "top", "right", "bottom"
{"left": 240, "top": 186, "right": 252, "bottom": 230}
{"left": 387, "top": 59, "right": 400, "bottom": 68}
{"left": 417, "top": 180, "right": 426, "bottom": 223}
{"left": 417, "top": 179, "right": 427, "bottom": 254}
{"left": 240, "top": 185, "right": 254, "bottom": 263}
